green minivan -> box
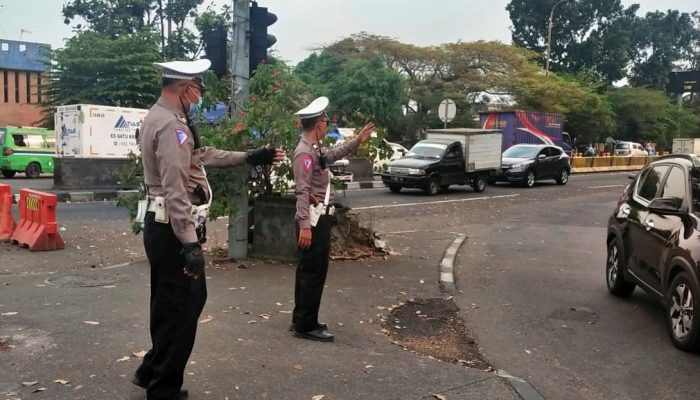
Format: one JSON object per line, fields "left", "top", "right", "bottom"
{"left": 0, "top": 126, "right": 56, "bottom": 178}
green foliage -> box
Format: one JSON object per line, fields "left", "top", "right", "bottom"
{"left": 629, "top": 10, "right": 700, "bottom": 90}
{"left": 47, "top": 30, "right": 161, "bottom": 109}
{"left": 328, "top": 56, "right": 404, "bottom": 127}
{"left": 62, "top": 0, "right": 204, "bottom": 59}
{"left": 115, "top": 151, "right": 146, "bottom": 234}
{"left": 607, "top": 87, "right": 700, "bottom": 148}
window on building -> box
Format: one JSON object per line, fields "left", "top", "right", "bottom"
{"left": 14, "top": 71, "right": 19, "bottom": 103}
{"left": 26, "top": 72, "right": 31, "bottom": 104}
{"left": 37, "top": 74, "right": 42, "bottom": 103}
{"left": 19, "top": 44, "right": 26, "bottom": 53}
{"left": 3, "top": 70, "right": 7, "bottom": 103}
{"left": 1, "top": 43, "right": 8, "bottom": 52}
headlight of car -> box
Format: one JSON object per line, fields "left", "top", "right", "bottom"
{"left": 408, "top": 168, "right": 425, "bottom": 175}
{"left": 510, "top": 162, "right": 529, "bottom": 171}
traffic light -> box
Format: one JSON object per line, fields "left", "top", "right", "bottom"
{"left": 249, "top": 1, "right": 277, "bottom": 75}
{"left": 203, "top": 26, "right": 228, "bottom": 78}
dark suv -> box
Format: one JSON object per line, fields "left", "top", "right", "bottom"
{"left": 606, "top": 154, "right": 700, "bottom": 350}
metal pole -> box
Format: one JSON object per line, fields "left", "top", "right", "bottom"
{"left": 228, "top": 0, "right": 250, "bottom": 260}
{"left": 545, "top": 0, "right": 566, "bottom": 76}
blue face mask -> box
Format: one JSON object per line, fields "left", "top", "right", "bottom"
{"left": 188, "top": 96, "right": 203, "bottom": 115}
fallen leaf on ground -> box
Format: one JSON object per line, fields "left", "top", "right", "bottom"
{"left": 293, "top": 364, "right": 303, "bottom": 371}
{"left": 312, "top": 395, "right": 325, "bottom": 400}
{"left": 116, "top": 356, "right": 130, "bottom": 362}
{"left": 258, "top": 314, "right": 270, "bottom": 320}
{"left": 22, "top": 381, "right": 38, "bottom": 387}
{"left": 199, "top": 315, "right": 215, "bottom": 324}
{"left": 1, "top": 312, "right": 18, "bottom": 316}
{"left": 133, "top": 351, "right": 147, "bottom": 358}
{"left": 83, "top": 321, "right": 100, "bottom": 325}
{"left": 524, "top": 349, "right": 532, "bottom": 355}
{"left": 365, "top": 365, "right": 374, "bottom": 369}
{"left": 433, "top": 394, "right": 447, "bottom": 400}
{"left": 54, "top": 379, "right": 69, "bottom": 385}
{"left": 33, "top": 388, "right": 47, "bottom": 393}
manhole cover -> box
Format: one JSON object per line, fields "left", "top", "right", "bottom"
{"left": 46, "top": 273, "right": 118, "bottom": 287}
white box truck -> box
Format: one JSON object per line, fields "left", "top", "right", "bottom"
{"left": 54, "top": 104, "right": 148, "bottom": 158}
{"left": 672, "top": 138, "right": 700, "bottom": 155}
{"left": 381, "top": 128, "right": 503, "bottom": 195}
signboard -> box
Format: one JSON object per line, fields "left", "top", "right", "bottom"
{"left": 438, "top": 99, "right": 457, "bottom": 123}
{"left": 668, "top": 70, "right": 700, "bottom": 94}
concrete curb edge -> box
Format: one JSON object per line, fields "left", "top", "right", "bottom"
{"left": 439, "top": 233, "right": 467, "bottom": 293}
{"left": 496, "top": 370, "right": 546, "bottom": 400}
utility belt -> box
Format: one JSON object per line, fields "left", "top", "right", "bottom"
{"left": 309, "top": 174, "right": 334, "bottom": 228}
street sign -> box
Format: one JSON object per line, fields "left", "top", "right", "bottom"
{"left": 668, "top": 70, "right": 700, "bottom": 94}
{"left": 438, "top": 99, "right": 457, "bottom": 126}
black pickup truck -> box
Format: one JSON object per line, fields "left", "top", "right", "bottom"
{"left": 381, "top": 129, "right": 503, "bottom": 195}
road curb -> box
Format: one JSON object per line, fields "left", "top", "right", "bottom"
{"left": 497, "top": 370, "right": 546, "bottom": 400}
{"left": 439, "top": 233, "right": 467, "bottom": 292}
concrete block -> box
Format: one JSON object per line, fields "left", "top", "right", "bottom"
{"left": 69, "top": 192, "right": 94, "bottom": 202}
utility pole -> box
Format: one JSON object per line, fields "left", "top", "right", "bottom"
{"left": 546, "top": 0, "right": 567, "bottom": 76}
{"left": 228, "top": 0, "right": 250, "bottom": 260}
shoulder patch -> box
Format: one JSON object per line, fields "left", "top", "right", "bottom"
{"left": 302, "top": 156, "right": 312, "bottom": 172}
{"left": 175, "top": 129, "right": 189, "bottom": 146}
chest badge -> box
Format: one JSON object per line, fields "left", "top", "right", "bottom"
{"left": 302, "top": 156, "right": 312, "bottom": 172}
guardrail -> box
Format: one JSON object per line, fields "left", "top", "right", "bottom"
{"left": 570, "top": 155, "right": 660, "bottom": 173}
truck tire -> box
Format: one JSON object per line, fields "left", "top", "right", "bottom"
{"left": 426, "top": 177, "right": 440, "bottom": 195}
{"left": 471, "top": 176, "right": 486, "bottom": 193}
{"left": 25, "top": 162, "right": 41, "bottom": 179}
{"left": 1, "top": 170, "right": 16, "bottom": 178}
{"left": 388, "top": 184, "right": 402, "bottom": 193}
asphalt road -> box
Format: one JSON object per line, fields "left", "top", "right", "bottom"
{"left": 10, "top": 170, "right": 696, "bottom": 399}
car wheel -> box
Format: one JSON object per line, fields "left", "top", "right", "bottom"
{"left": 606, "top": 239, "right": 635, "bottom": 297}
{"left": 472, "top": 176, "right": 486, "bottom": 193}
{"left": 522, "top": 170, "right": 536, "bottom": 188}
{"left": 556, "top": 169, "right": 569, "bottom": 185}
{"left": 1, "top": 170, "right": 16, "bottom": 178}
{"left": 25, "top": 162, "right": 41, "bottom": 179}
{"left": 666, "top": 272, "right": 700, "bottom": 350}
{"left": 388, "top": 184, "right": 402, "bottom": 193}
{"left": 426, "top": 177, "right": 440, "bottom": 195}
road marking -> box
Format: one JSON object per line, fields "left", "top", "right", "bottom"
{"left": 351, "top": 194, "right": 519, "bottom": 211}
{"left": 586, "top": 184, "right": 626, "bottom": 189}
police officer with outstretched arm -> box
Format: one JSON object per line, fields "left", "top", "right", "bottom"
{"left": 133, "top": 59, "right": 284, "bottom": 400}
{"left": 291, "top": 96, "right": 375, "bottom": 342}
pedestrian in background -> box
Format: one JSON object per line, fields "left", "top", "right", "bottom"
{"left": 133, "top": 58, "right": 284, "bottom": 400}
{"left": 291, "top": 96, "right": 375, "bottom": 342}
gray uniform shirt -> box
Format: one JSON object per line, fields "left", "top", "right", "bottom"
{"left": 293, "top": 135, "right": 359, "bottom": 229}
{"left": 139, "top": 96, "right": 246, "bottom": 244}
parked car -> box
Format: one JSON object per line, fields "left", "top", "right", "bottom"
{"left": 374, "top": 139, "right": 409, "bottom": 173}
{"left": 614, "top": 141, "right": 647, "bottom": 156}
{"left": 491, "top": 144, "right": 570, "bottom": 187}
{"left": 606, "top": 154, "right": 700, "bottom": 350}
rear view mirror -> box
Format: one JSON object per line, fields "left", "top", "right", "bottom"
{"left": 628, "top": 173, "right": 637, "bottom": 180}
{"left": 537, "top": 154, "right": 546, "bottom": 160}
{"left": 648, "top": 197, "right": 684, "bottom": 215}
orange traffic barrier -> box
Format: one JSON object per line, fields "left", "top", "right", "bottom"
{"left": 11, "top": 189, "right": 64, "bottom": 251}
{"left": 0, "top": 184, "right": 15, "bottom": 242}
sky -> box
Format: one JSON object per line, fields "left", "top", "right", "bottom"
{"left": 0, "top": 0, "right": 698, "bottom": 65}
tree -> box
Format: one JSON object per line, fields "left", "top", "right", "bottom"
{"left": 62, "top": 0, "right": 204, "bottom": 59}
{"left": 607, "top": 87, "right": 700, "bottom": 148}
{"left": 628, "top": 10, "right": 699, "bottom": 89}
{"left": 327, "top": 56, "right": 404, "bottom": 127}
{"left": 47, "top": 30, "right": 161, "bottom": 109}
{"left": 506, "top": 0, "right": 634, "bottom": 83}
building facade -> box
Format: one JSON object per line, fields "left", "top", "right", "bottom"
{"left": 0, "top": 39, "right": 50, "bottom": 127}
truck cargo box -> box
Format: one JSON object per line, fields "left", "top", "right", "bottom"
{"left": 425, "top": 128, "right": 502, "bottom": 172}
{"left": 55, "top": 104, "right": 148, "bottom": 158}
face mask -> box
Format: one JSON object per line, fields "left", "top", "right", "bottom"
{"left": 188, "top": 96, "right": 203, "bottom": 115}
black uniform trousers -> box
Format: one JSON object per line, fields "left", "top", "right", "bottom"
{"left": 136, "top": 212, "right": 207, "bottom": 400}
{"left": 293, "top": 215, "right": 333, "bottom": 332}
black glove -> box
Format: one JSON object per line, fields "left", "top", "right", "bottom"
{"left": 245, "top": 147, "right": 276, "bottom": 166}
{"left": 181, "top": 242, "right": 205, "bottom": 277}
